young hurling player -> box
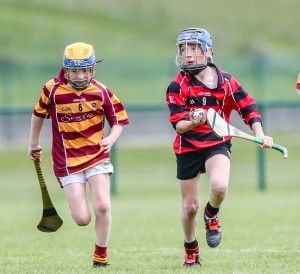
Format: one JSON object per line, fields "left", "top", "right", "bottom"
{"left": 296, "top": 72, "right": 300, "bottom": 95}
{"left": 166, "top": 28, "right": 273, "bottom": 267}
{"left": 28, "top": 42, "right": 129, "bottom": 268}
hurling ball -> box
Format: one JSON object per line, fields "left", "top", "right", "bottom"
{"left": 193, "top": 109, "right": 205, "bottom": 118}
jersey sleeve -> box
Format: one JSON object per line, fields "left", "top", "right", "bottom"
{"left": 33, "top": 80, "right": 54, "bottom": 118}
{"left": 224, "top": 74, "right": 262, "bottom": 127}
{"left": 166, "top": 75, "right": 189, "bottom": 129}
{"left": 101, "top": 87, "right": 129, "bottom": 128}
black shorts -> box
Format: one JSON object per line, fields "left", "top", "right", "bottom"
{"left": 176, "top": 141, "right": 232, "bottom": 180}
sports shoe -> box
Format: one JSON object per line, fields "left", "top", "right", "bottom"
{"left": 182, "top": 252, "right": 202, "bottom": 268}
{"left": 204, "top": 214, "right": 222, "bottom": 248}
{"left": 93, "top": 262, "right": 110, "bottom": 268}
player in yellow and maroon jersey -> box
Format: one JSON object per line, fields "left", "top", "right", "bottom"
{"left": 28, "top": 42, "right": 129, "bottom": 268}
{"left": 166, "top": 28, "right": 273, "bottom": 267}
{"left": 296, "top": 72, "right": 300, "bottom": 95}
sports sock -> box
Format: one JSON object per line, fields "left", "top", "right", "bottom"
{"left": 93, "top": 244, "right": 108, "bottom": 265}
{"left": 184, "top": 239, "right": 199, "bottom": 254}
{"left": 204, "top": 202, "right": 219, "bottom": 219}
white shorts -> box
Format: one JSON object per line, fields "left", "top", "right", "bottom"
{"left": 58, "top": 161, "right": 114, "bottom": 187}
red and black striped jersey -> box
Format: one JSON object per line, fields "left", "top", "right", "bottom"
{"left": 166, "top": 64, "right": 262, "bottom": 154}
{"left": 34, "top": 68, "right": 129, "bottom": 177}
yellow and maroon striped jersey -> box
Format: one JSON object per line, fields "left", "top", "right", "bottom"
{"left": 166, "top": 64, "right": 262, "bottom": 154}
{"left": 296, "top": 72, "right": 300, "bottom": 95}
{"left": 34, "top": 69, "right": 129, "bottom": 177}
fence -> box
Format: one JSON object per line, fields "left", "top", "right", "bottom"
{"left": 0, "top": 102, "right": 299, "bottom": 192}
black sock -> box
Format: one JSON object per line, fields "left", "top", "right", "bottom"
{"left": 184, "top": 239, "right": 198, "bottom": 249}
{"left": 205, "top": 202, "right": 219, "bottom": 218}
{"left": 184, "top": 239, "right": 199, "bottom": 254}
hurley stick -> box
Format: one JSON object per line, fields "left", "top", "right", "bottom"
{"left": 206, "top": 108, "right": 288, "bottom": 159}
{"left": 33, "top": 156, "right": 63, "bottom": 232}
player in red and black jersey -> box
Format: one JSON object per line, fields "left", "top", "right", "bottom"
{"left": 166, "top": 28, "right": 273, "bottom": 267}
{"left": 29, "top": 42, "right": 129, "bottom": 268}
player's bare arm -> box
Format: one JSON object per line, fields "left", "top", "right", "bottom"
{"left": 251, "top": 122, "right": 273, "bottom": 148}
{"left": 28, "top": 115, "right": 45, "bottom": 161}
{"left": 176, "top": 109, "right": 207, "bottom": 134}
{"left": 100, "top": 125, "right": 123, "bottom": 152}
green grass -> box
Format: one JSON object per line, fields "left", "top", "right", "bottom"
{"left": 1, "top": 136, "right": 299, "bottom": 273}
{"left": 1, "top": 2, "right": 299, "bottom": 272}
{"left": 0, "top": 0, "right": 299, "bottom": 107}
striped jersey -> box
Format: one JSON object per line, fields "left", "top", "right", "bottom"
{"left": 296, "top": 72, "right": 300, "bottom": 93}
{"left": 166, "top": 64, "right": 262, "bottom": 154}
{"left": 34, "top": 68, "right": 129, "bottom": 177}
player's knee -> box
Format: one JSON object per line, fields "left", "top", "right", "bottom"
{"left": 182, "top": 201, "right": 199, "bottom": 217}
{"left": 94, "top": 202, "right": 111, "bottom": 217}
{"left": 211, "top": 180, "right": 228, "bottom": 197}
{"left": 74, "top": 214, "right": 91, "bottom": 226}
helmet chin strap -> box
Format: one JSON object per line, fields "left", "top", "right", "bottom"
{"left": 68, "top": 80, "right": 90, "bottom": 91}
{"left": 181, "top": 54, "right": 213, "bottom": 75}
{"left": 181, "top": 64, "right": 207, "bottom": 75}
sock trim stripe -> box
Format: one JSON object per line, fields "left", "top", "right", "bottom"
{"left": 184, "top": 246, "right": 199, "bottom": 253}
{"left": 93, "top": 255, "right": 107, "bottom": 263}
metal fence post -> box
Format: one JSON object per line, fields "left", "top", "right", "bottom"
{"left": 258, "top": 143, "right": 266, "bottom": 191}
{"left": 257, "top": 103, "right": 266, "bottom": 191}
{"left": 251, "top": 51, "right": 267, "bottom": 191}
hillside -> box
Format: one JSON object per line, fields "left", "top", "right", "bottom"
{"left": 0, "top": 0, "right": 299, "bottom": 106}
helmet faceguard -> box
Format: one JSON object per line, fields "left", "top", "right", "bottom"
{"left": 63, "top": 42, "right": 96, "bottom": 90}
{"left": 175, "top": 28, "right": 213, "bottom": 75}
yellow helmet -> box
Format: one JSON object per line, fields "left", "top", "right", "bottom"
{"left": 63, "top": 42, "right": 96, "bottom": 90}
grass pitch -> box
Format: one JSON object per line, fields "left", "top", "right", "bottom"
{"left": 1, "top": 136, "right": 299, "bottom": 273}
